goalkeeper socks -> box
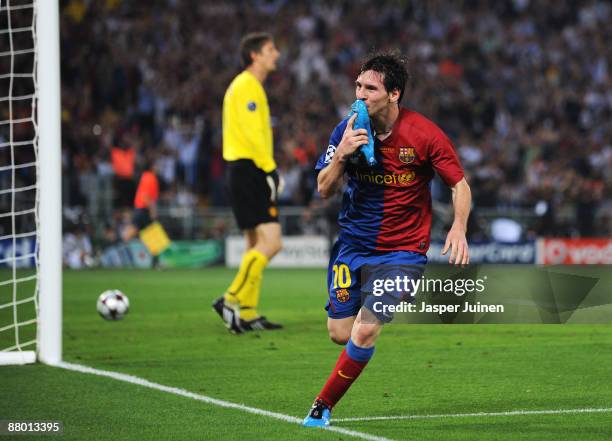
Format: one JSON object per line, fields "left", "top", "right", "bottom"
{"left": 238, "top": 306, "right": 258, "bottom": 321}
{"left": 239, "top": 266, "right": 263, "bottom": 320}
{"left": 224, "top": 249, "right": 268, "bottom": 313}
{"left": 317, "top": 339, "right": 375, "bottom": 409}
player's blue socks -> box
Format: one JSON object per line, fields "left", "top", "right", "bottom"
{"left": 345, "top": 338, "right": 375, "bottom": 362}
{"left": 347, "top": 99, "right": 376, "bottom": 166}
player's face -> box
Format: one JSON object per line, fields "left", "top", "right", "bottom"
{"left": 355, "top": 70, "right": 397, "bottom": 117}
{"left": 254, "top": 40, "right": 280, "bottom": 73}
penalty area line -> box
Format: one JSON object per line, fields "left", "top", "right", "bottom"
{"left": 334, "top": 407, "right": 612, "bottom": 423}
{"left": 55, "top": 361, "right": 397, "bottom": 441}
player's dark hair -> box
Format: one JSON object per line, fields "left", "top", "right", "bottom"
{"left": 360, "top": 52, "right": 409, "bottom": 103}
{"left": 239, "top": 32, "right": 273, "bottom": 68}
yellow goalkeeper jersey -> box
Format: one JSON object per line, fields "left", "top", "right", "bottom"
{"left": 223, "top": 70, "right": 276, "bottom": 172}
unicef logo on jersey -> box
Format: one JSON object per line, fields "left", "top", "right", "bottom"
{"left": 247, "top": 101, "right": 257, "bottom": 111}
{"left": 324, "top": 144, "right": 337, "bottom": 163}
{"left": 353, "top": 170, "right": 416, "bottom": 186}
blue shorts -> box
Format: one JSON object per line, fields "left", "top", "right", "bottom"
{"left": 325, "top": 240, "right": 427, "bottom": 323}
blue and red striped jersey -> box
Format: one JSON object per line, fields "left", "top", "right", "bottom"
{"left": 316, "top": 108, "right": 464, "bottom": 254}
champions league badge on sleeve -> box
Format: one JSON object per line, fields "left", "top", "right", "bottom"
{"left": 324, "top": 145, "right": 337, "bottom": 164}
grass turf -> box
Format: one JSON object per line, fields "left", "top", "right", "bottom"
{"left": 1, "top": 268, "right": 611, "bottom": 440}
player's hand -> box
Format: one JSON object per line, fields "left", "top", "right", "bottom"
{"left": 442, "top": 227, "right": 469, "bottom": 266}
{"left": 336, "top": 113, "right": 369, "bottom": 162}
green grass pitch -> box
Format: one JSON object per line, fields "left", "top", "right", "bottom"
{"left": 1, "top": 268, "right": 611, "bottom": 440}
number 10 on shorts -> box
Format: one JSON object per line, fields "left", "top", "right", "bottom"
{"left": 332, "top": 264, "right": 351, "bottom": 289}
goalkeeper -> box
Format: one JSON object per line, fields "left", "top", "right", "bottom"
{"left": 212, "top": 33, "right": 283, "bottom": 334}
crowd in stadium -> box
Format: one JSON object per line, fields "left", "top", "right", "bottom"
{"left": 58, "top": 0, "right": 611, "bottom": 246}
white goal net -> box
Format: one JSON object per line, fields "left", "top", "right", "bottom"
{"left": 0, "top": 0, "right": 61, "bottom": 365}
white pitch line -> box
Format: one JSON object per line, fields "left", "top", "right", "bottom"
{"left": 55, "top": 361, "right": 396, "bottom": 441}
{"left": 334, "top": 407, "right": 612, "bottom": 423}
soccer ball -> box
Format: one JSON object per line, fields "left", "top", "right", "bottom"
{"left": 97, "top": 290, "right": 130, "bottom": 320}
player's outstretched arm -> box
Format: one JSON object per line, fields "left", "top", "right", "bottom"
{"left": 442, "top": 177, "right": 471, "bottom": 266}
{"left": 317, "top": 114, "right": 369, "bottom": 198}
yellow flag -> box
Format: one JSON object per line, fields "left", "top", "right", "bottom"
{"left": 139, "top": 222, "right": 171, "bottom": 256}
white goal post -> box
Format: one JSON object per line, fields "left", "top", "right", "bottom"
{"left": 0, "top": 0, "right": 62, "bottom": 365}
